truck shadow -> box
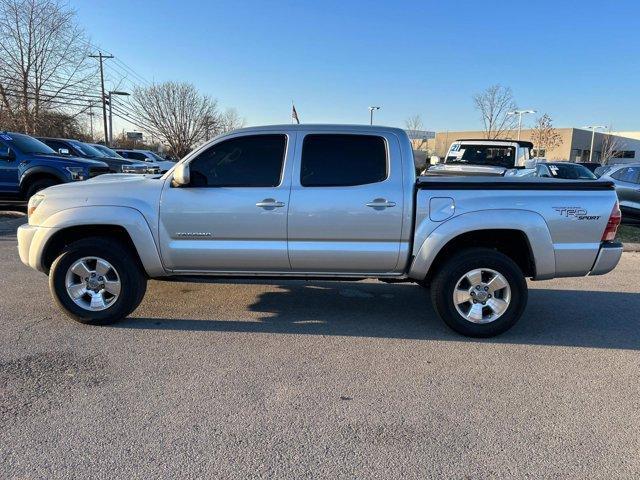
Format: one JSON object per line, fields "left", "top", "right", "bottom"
{"left": 119, "top": 281, "right": 640, "bottom": 350}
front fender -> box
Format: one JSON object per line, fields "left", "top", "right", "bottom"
{"left": 408, "top": 209, "right": 556, "bottom": 281}
{"left": 28, "top": 206, "right": 165, "bottom": 276}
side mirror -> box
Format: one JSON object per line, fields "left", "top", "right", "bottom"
{"left": 429, "top": 155, "right": 440, "bottom": 165}
{"left": 540, "top": 173, "right": 551, "bottom": 178}
{"left": 0, "top": 146, "right": 13, "bottom": 160}
{"left": 58, "top": 148, "right": 70, "bottom": 155}
{"left": 172, "top": 163, "right": 190, "bottom": 187}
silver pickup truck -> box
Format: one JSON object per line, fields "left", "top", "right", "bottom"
{"left": 17, "top": 125, "right": 623, "bottom": 337}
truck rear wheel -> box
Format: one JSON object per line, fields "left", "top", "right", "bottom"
{"left": 49, "top": 237, "right": 147, "bottom": 325}
{"left": 430, "top": 248, "right": 528, "bottom": 337}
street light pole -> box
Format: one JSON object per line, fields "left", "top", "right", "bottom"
{"left": 507, "top": 109, "right": 536, "bottom": 140}
{"left": 107, "top": 90, "right": 130, "bottom": 146}
{"left": 584, "top": 125, "right": 607, "bottom": 162}
{"left": 368, "top": 106, "right": 380, "bottom": 125}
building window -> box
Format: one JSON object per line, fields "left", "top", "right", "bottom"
{"left": 612, "top": 150, "right": 635, "bottom": 159}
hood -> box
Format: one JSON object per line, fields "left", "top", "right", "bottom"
{"left": 31, "top": 153, "right": 109, "bottom": 168}
{"left": 29, "top": 174, "right": 165, "bottom": 227}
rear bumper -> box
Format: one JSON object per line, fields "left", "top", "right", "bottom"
{"left": 589, "top": 242, "right": 623, "bottom": 276}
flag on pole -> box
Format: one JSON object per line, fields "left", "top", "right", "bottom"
{"left": 292, "top": 103, "right": 300, "bottom": 124}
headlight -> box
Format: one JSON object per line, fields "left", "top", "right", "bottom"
{"left": 65, "top": 166, "right": 86, "bottom": 180}
{"left": 28, "top": 194, "right": 45, "bottom": 218}
{"left": 122, "top": 164, "right": 146, "bottom": 174}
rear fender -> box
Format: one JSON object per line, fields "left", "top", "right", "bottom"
{"left": 409, "top": 209, "right": 555, "bottom": 280}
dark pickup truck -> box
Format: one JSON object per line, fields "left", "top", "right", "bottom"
{"left": 0, "top": 132, "right": 110, "bottom": 202}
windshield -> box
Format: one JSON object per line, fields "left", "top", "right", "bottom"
{"left": 446, "top": 143, "right": 516, "bottom": 168}
{"left": 69, "top": 140, "right": 105, "bottom": 158}
{"left": 548, "top": 164, "right": 597, "bottom": 180}
{"left": 93, "top": 144, "right": 123, "bottom": 158}
{"left": 144, "top": 150, "right": 172, "bottom": 162}
{"left": 0, "top": 132, "right": 57, "bottom": 155}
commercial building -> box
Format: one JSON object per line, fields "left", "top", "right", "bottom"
{"left": 428, "top": 128, "right": 640, "bottom": 163}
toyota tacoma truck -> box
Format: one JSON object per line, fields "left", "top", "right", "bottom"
{"left": 17, "top": 125, "right": 623, "bottom": 337}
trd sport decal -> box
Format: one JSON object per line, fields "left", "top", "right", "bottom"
{"left": 553, "top": 207, "right": 600, "bottom": 220}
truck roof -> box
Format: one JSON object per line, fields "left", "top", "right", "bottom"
{"left": 228, "top": 124, "right": 408, "bottom": 136}
{"left": 454, "top": 139, "right": 534, "bottom": 148}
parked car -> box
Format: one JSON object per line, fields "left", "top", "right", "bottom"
{"left": 0, "top": 131, "right": 109, "bottom": 202}
{"left": 533, "top": 162, "right": 597, "bottom": 180}
{"left": 577, "top": 162, "right": 602, "bottom": 174}
{"left": 37, "top": 138, "right": 157, "bottom": 174}
{"left": 597, "top": 163, "right": 640, "bottom": 223}
{"left": 115, "top": 149, "right": 175, "bottom": 172}
{"left": 18, "top": 125, "right": 622, "bottom": 338}
{"left": 90, "top": 144, "right": 125, "bottom": 158}
{"left": 594, "top": 164, "right": 616, "bottom": 178}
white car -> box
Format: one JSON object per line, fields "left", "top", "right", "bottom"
{"left": 115, "top": 149, "right": 175, "bottom": 172}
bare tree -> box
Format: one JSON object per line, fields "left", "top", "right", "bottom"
{"left": 473, "top": 85, "right": 519, "bottom": 139}
{"left": 130, "top": 81, "right": 220, "bottom": 158}
{"left": 405, "top": 114, "right": 429, "bottom": 151}
{"left": 0, "top": 0, "right": 95, "bottom": 133}
{"left": 530, "top": 114, "right": 563, "bottom": 157}
{"left": 600, "top": 133, "right": 626, "bottom": 164}
{"left": 218, "top": 108, "right": 246, "bottom": 134}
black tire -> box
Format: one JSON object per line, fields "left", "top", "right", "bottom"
{"left": 49, "top": 237, "right": 147, "bottom": 325}
{"left": 25, "top": 178, "right": 60, "bottom": 200}
{"left": 430, "top": 248, "right": 528, "bottom": 337}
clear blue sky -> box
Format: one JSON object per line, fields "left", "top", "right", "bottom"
{"left": 75, "top": 0, "right": 640, "bottom": 132}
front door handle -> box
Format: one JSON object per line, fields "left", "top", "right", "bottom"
{"left": 256, "top": 198, "right": 285, "bottom": 210}
{"left": 366, "top": 198, "right": 396, "bottom": 210}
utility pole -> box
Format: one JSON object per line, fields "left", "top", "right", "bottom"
{"left": 88, "top": 102, "right": 95, "bottom": 139}
{"left": 107, "top": 91, "right": 130, "bottom": 144}
{"left": 89, "top": 52, "right": 114, "bottom": 145}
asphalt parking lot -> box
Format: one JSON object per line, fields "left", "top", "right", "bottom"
{"left": 1, "top": 220, "right": 639, "bottom": 479}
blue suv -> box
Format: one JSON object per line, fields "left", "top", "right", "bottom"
{"left": 0, "top": 132, "right": 110, "bottom": 202}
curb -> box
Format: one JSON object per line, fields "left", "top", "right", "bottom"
{"left": 623, "top": 243, "right": 640, "bottom": 253}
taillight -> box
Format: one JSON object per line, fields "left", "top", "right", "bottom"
{"left": 602, "top": 201, "right": 621, "bottom": 242}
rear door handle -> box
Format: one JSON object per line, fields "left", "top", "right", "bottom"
{"left": 256, "top": 198, "right": 285, "bottom": 210}
{"left": 366, "top": 198, "right": 396, "bottom": 210}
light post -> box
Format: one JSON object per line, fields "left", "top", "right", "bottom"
{"left": 107, "top": 90, "right": 130, "bottom": 146}
{"left": 507, "top": 109, "right": 536, "bottom": 140}
{"left": 583, "top": 125, "right": 607, "bottom": 162}
{"left": 368, "top": 106, "right": 380, "bottom": 125}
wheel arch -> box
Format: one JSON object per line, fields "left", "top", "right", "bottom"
{"left": 33, "top": 206, "right": 165, "bottom": 277}
{"left": 409, "top": 209, "right": 556, "bottom": 282}
{"left": 20, "top": 166, "right": 66, "bottom": 194}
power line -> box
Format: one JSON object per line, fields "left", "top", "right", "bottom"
{"left": 1, "top": 90, "right": 95, "bottom": 110}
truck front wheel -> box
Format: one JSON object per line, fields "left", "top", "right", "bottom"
{"left": 49, "top": 237, "right": 147, "bottom": 325}
{"left": 430, "top": 248, "right": 528, "bottom": 337}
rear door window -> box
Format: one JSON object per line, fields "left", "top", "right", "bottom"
{"left": 300, "top": 134, "right": 387, "bottom": 187}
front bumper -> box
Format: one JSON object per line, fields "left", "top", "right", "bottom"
{"left": 589, "top": 242, "right": 623, "bottom": 276}
{"left": 17, "top": 223, "right": 50, "bottom": 273}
